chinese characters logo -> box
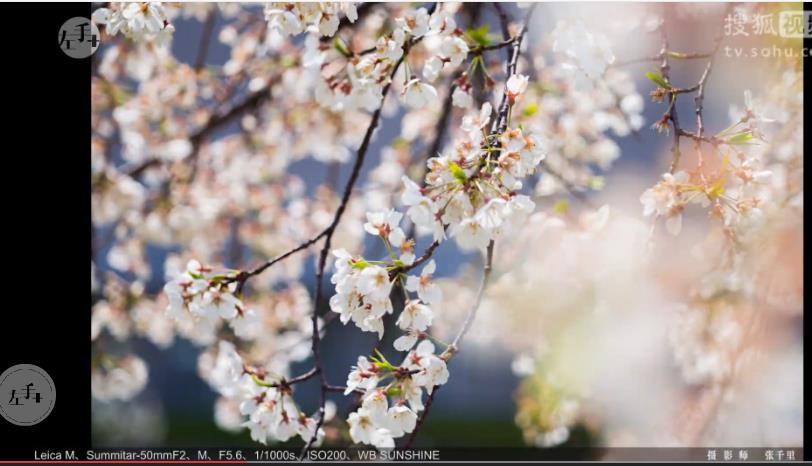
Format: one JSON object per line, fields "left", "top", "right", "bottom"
{"left": 59, "top": 16, "right": 100, "bottom": 59}
{"left": 724, "top": 9, "right": 812, "bottom": 38}
{"left": 0, "top": 364, "right": 55, "bottom": 426}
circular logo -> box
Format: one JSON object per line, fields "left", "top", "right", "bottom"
{"left": 58, "top": 17, "right": 100, "bottom": 59}
{"left": 0, "top": 364, "right": 56, "bottom": 426}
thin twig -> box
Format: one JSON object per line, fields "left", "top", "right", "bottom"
{"left": 248, "top": 366, "right": 319, "bottom": 388}
{"left": 390, "top": 239, "right": 441, "bottom": 279}
{"left": 194, "top": 9, "right": 217, "bottom": 71}
{"left": 403, "top": 240, "right": 495, "bottom": 448}
{"left": 694, "top": 9, "right": 729, "bottom": 141}
{"left": 657, "top": 7, "right": 683, "bottom": 174}
{"left": 613, "top": 50, "right": 713, "bottom": 67}
{"left": 446, "top": 240, "right": 494, "bottom": 353}
{"left": 472, "top": 36, "right": 516, "bottom": 53}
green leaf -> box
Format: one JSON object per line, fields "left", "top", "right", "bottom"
{"left": 725, "top": 130, "right": 757, "bottom": 145}
{"left": 448, "top": 161, "right": 467, "bottom": 183}
{"left": 333, "top": 37, "right": 350, "bottom": 57}
{"left": 350, "top": 259, "right": 369, "bottom": 269}
{"left": 373, "top": 349, "right": 395, "bottom": 370}
{"left": 467, "top": 24, "right": 491, "bottom": 47}
{"left": 645, "top": 71, "right": 670, "bottom": 89}
{"left": 522, "top": 103, "right": 538, "bottom": 117}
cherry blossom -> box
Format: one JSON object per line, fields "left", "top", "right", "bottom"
{"left": 90, "top": 2, "right": 801, "bottom": 453}
{"left": 505, "top": 74, "right": 529, "bottom": 103}
{"left": 396, "top": 300, "right": 434, "bottom": 333}
{"left": 452, "top": 86, "right": 473, "bottom": 109}
{"left": 640, "top": 171, "right": 690, "bottom": 235}
{"left": 263, "top": 3, "right": 358, "bottom": 38}
{"left": 396, "top": 7, "right": 430, "bottom": 38}
{"left": 440, "top": 35, "right": 470, "bottom": 67}
{"left": 363, "top": 210, "right": 406, "bottom": 248}
{"left": 402, "top": 79, "right": 439, "bottom": 109}
{"left": 93, "top": 2, "right": 174, "bottom": 44}
{"left": 405, "top": 260, "right": 442, "bottom": 306}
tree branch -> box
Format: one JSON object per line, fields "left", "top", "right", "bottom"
{"left": 655, "top": 4, "right": 727, "bottom": 173}
{"left": 403, "top": 4, "right": 536, "bottom": 448}
{"left": 124, "top": 81, "right": 275, "bottom": 178}
{"left": 300, "top": 33, "right": 426, "bottom": 456}
{"left": 124, "top": 5, "right": 383, "bottom": 180}
{"left": 403, "top": 240, "right": 495, "bottom": 448}
{"left": 492, "top": 4, "right": 535, "bottom": 134}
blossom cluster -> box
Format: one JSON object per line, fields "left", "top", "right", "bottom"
{"left": 307, "top": 7, "right": 452, "bottom": 113}
{"left": 91, "top": 354, "right": 149, "bottom": 402}
{"left": 92, "top": 274, "right": 175, "bottom": 349}
{"left": 264, "top": 2, "right": 358, "bottom": 38}
{"left": 663, "top": 68, "right": 803, "bottom": 395}
{"left": 515, "top": 370, "right": 580, "bottom": 447}
{"left": 198, "top": 341, "right": 323, "bottom": 445}
{"left": 163, "top": 260, "right": 258, "bottom": 339}
{"left": 300, "top": 5, "right": 483, "bottom": 115}
{"left": 504, "top": 28, "right": 645, "bottom": 198}
{"left": 405, "top": 96, "right": 543, "bottom": 252}
{"left": 640, "top": 95, "right": 784, "bottom": 237}
{"left": 329, "top": 209, "right": 441, "bottom": 345}
{"left": 344, "top": 341, "right": 449, "bottom": 447}
{"left": 93, "top": 2, "right": 175, "bottom": 45}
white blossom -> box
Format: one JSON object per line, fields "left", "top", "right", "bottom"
{"left": 345, "top": 356, "right": 379, "bottom": 394}
{"left": 396, "top": 299, "right": 434, "bottom": 332}
{"left": 452, "top": 86, "right": 473, "bottom": 109}
{"left": 385, "top": 405, "right": 418, "bottom": 437}
{"left": 402, "top": 79, "right": 438, "bottom": 109}
{"left": 405, "top": 260, "right": 442, "bottom": 306}
{"left": 505, "top": 74, "right": 530, "bottom": 101}
{"left": 93, "top": 2, "right": 173, "bottom": 44}
{"left": 396, "top": 8, "right": 430, "bottom": 38}
{"left": 348, "top": 408, "right": 377, "bottom": 444}
{"left": 440, "top": 35, "right": 469, "bottom": 67}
